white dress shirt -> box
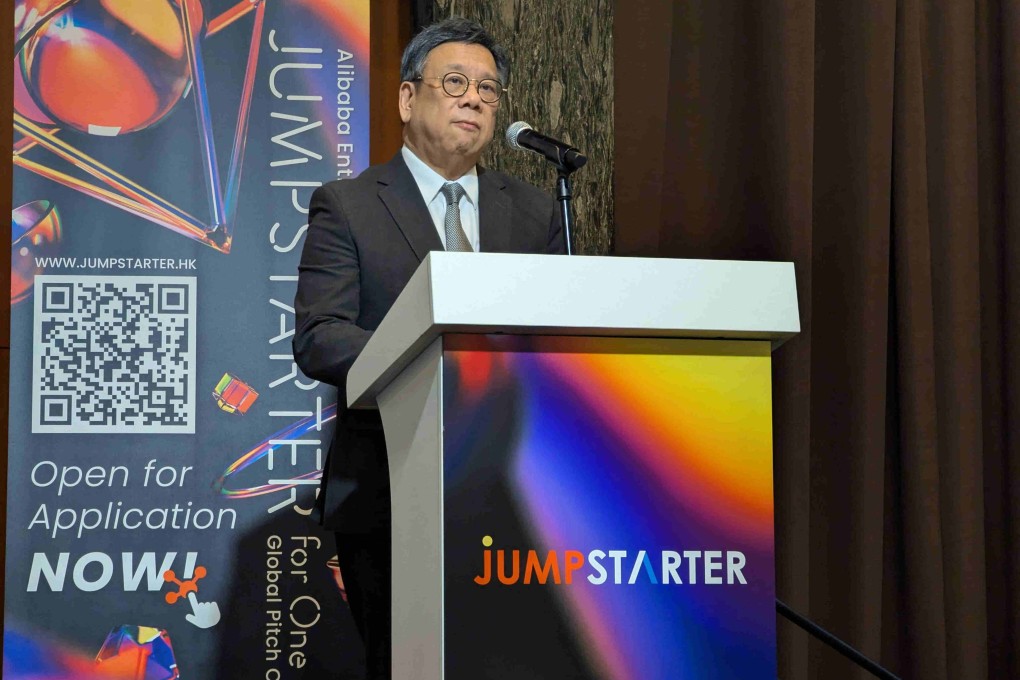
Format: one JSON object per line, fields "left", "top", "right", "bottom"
{"left": 401, "top": 145, "right": 480, "bottom": 252}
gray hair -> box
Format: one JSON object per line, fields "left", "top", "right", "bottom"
{"left": 400, "top": 17, "right": 510, "bottom": 86}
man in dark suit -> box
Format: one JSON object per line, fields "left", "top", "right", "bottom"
{"left": 293, "top": 17, "right": 564, "bottom": 680}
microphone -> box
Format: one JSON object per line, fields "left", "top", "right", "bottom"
{"left": 505, "top": 121, "right": 587, "bottom": 172}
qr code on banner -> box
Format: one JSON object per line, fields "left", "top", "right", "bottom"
{"left": 32, "top": 276, "right": 196, "bottom": 433}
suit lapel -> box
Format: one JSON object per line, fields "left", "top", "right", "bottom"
{"left": 378, "top": 153, "right": 443, "bottom": 261}
{"left": 478, "top": 166, "right": 511, "bottom": 253}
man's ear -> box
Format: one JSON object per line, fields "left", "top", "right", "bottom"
{"left": 398, "top": 82, "right": 415, "bottom": 124}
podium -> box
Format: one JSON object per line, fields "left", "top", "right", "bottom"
{"left": 347, "top": 252, "right": 799, "bottom": 680}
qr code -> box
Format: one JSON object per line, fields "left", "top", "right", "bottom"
{"left": 32, "top": 276, "right": 196, "bottom": 433}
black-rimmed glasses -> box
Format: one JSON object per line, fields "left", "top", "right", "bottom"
{"left": 414, "top": 72, "right": 507, "bottom": 104}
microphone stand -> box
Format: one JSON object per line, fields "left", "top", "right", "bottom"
{"left": 555, "top": 167, "right": 578, "bottom": 256}
{"left": 508, "top": 123, "right": 583, "bottom": 253}
{"left": 776, "top": 599, "right": 902, "bottom": 680}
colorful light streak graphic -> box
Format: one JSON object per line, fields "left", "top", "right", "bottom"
{"left": 4, "top": 626, "right": 103, "bottom": 679}
{"left": 214, "top": 402, "right": 336, "bottom": 498}
{"left": 3, "top": 625, "right": 179, "bottom": 680}
{"left": 444, "top": 336, "right": 777, "bottom": 680}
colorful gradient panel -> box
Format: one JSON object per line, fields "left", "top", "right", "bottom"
{"left": 443, "top": 335, "right": 776, "bottom": 679}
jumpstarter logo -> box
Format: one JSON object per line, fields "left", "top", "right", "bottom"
{"left": 472, "top": 536, "right": 749, "bottom": 586}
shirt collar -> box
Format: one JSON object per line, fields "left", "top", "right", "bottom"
{"left": 401, "top": 145, "right": 479, "bottom": 207}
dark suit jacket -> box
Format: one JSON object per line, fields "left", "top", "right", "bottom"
{"left": 293, "top": 152, "right": 565, "bottom": 533}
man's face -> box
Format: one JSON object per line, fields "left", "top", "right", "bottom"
{"left": 399, "top": 41, "right": 500, "bottom": 177}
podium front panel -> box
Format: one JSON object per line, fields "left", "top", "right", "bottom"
{"left": 440, "top": 335, "right": 777, "bottom": 680}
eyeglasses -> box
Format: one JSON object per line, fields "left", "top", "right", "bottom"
{"left": 413, "top": 72, "right": 507, "bottom": 104}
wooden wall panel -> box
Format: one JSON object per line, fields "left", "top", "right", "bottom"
{"left": 371, "top": 0, "right": 415, "bottom": 163}
{"left": 2, "top": 0, "right": 12, "bottom": 345}
{"left": 2, "top": 0, "right": 13, "bottom": 613}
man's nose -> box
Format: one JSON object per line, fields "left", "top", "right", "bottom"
{"left": 459, "top": 83, "right": 483, "bottom": 108}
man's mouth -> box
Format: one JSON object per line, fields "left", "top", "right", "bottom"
{"left": 454, "top": 120, "right": 480, "bottom": 131}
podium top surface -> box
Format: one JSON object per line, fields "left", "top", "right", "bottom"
{"left": 347, "top": 252, "right": 800, "bottom": 408}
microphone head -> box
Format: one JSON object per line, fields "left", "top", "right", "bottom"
{"left": 505, "top": 121, "right": 533, "bottom": 150}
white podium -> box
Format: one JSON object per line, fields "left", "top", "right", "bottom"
{"left": 347, "top": 252, "right": 799, "bottom": 680}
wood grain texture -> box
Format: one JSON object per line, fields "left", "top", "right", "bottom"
{"left": 1, "top": 0, "right": 14, "bottom": 561}
{"left": 433, "top": 0, "right": 613, "bottom": 254}
{"left": 371, "top": 0, "right": 415, "bottom": 164}
{"left": 1, "top": 2, "right": 11, "bottom": 348}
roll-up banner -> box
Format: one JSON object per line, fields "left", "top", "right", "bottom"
{"left": 5, "top": 2, "right": 369, "bottom": 678}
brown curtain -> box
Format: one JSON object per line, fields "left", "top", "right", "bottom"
{"left": 616, "top": 1, "right": 1020, "bottom": 678}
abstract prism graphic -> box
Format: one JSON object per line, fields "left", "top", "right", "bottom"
{"left": 13, "top": 0, "right": 270, "bottom": 252}
{"left": 94, "top": 625, "right": 179, "bottom": 680}
{"left": 212, "top": 372, "right": 259, "bottom": 414}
